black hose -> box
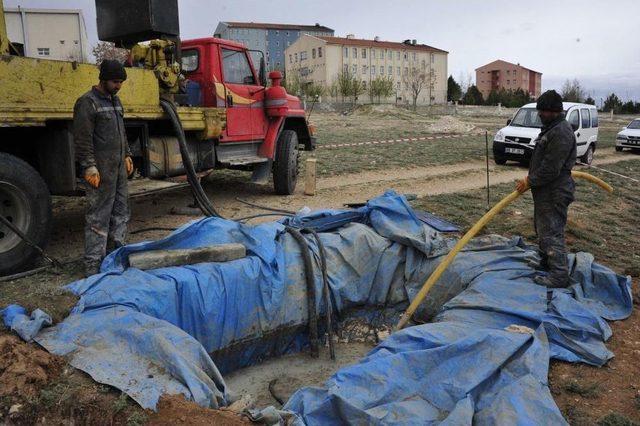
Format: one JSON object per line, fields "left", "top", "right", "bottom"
{"left": 235, "top": 198, "right": 296, "bottom": 215}
{"left": 130, "top": 226, "right": 178, "bottom": 235}
{"left": 0, "top": 214, "right": 61, "bottom": 268}
{"left": 160, "top": 99, "right": 221, "bottom": 218}
{"left": 235, "top": 213, "right": 294, "bottom": 222}
{"left": 285, "top": 227, "right": 319, "bottom": 358}
{"left": 303, "top": 229, "right": 335, "bottom": 360}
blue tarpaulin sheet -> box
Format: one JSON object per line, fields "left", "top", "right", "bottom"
{"left": 17, "top": 191, "right": 630, "bottom": 423}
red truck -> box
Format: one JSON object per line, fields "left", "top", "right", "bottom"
{"left": 0, "top": 1, "right": 315, "bottom": 274}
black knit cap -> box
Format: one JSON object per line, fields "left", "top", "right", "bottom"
{"left": 99, "top": 59, "right": 127, "bottom": 81}
{"left": 536, "top": 90, "right": 563, "bottom": 112}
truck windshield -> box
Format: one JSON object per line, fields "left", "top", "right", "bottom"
{"left": 510, "top": 108, "right": 543, "bottom": 128}
{"left": 628, "top": 120, "right": 640, "bottom": 129}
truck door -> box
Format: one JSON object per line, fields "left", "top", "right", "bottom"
{"left": 220, "top": 47, "right": 263, "bottom": 138}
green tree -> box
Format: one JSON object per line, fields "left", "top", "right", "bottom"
{"left": 283, "top": 73, "right": 302, "bottom": 97}
{"left": 337, "top": 71, "right": 354, "bottom": 103}
{"left": 462, "top": 85, "right": 484, "bottom": 105}
{"left": 584, "top": 96, "right": 596, "bottom": 105}
{"left": 603, "top": 93, "right": 622, "bottom": 113}
{"left": 369, "top": 76, "right": 394, "bottom": 103}
{"left": 304, "top": 82, "right": 326, "bottom": 100}
{"left": 447, "top": 75, "right": 462, "bottom": 102}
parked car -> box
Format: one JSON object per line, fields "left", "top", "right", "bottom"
{"left": 615, "top": 118, "right": 640, "bottom": 152}
{"left": 493, "top": 102, "right": 599, "bottom": 165}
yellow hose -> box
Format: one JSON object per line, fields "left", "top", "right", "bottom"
{"left": 394, "top": 171, "right": 613, "bottom": 331}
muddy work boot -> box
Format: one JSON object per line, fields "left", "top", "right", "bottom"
{"left": 533, "top": 275, "right": 569, "bottom": 289}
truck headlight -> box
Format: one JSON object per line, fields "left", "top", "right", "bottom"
{"left": 494, "top": 131, "right": 505, "bottom": 142}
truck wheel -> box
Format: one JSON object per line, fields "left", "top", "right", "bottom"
{"left": 494, "top": 156, "right": 507, "bottom": 165}
{"left": 580, "top": 145, "right": 594, "bottom": 165}
{"left": 273, "top": 130, "right": 299, "bottom": 195}
{"left": 0, "top": 153, "right": 52, "bottom": 275}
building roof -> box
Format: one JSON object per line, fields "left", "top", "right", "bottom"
{"left": 475, "top": 59, "right": 541, "bottom": 75}
{"left": 317, "top": 36, "right": 448, "bottom": 54}
{"left": 221, "top": 21, "right": 333, "bottom": 32}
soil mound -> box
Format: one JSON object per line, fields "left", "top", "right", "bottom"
{"left": 149, "top": 395, "right": 250, "bottom": 426}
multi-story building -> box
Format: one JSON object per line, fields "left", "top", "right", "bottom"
{"left": 214, "top": 21, "right": 334, "bottom": 71}
{"left": 284, "top": 34, "right": 448, "bottom": 105}
{"left": 475, "top": 60, "right": 542, "bottom": 99}
{"left": 4, "top": 7, "right": 89, "bottom": 62}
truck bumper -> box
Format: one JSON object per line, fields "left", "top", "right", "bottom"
{"left": 493, "top": 140, "right": 534, "bottom": 162}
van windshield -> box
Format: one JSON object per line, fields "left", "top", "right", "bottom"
{"left": 510, "top": 108, "right": 543, "bottom": 128}
{"left": 628, "top": 120, "right": 640, "bottom": 129}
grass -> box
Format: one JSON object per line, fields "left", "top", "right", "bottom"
{"left": 563, "top": 379, "right": 602, "bottom": 398}
{"left": 411, "top": 159, "right": 640, "bottom": 276}
{"left": 598, "top": 413, "right": 640, "bottom": 426}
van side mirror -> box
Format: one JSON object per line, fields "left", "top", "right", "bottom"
{"left": 506, "top": 119, "right": 511, "bottom": 125}
{"left": 571, "top": 123, "right": 579, "bottom": 132}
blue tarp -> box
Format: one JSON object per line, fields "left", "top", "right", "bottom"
{"left": 18, "top": 191, "right": 630, "bottom": 423}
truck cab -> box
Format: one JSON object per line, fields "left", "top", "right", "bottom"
{"left": 493, "top": 102, "right": 598, "bottom": 165}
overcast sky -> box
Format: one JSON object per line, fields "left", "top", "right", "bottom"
{"left": 6, "top": 0, "right": 640, "bottom": 101}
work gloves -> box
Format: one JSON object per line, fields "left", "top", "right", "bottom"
{"left": 125, "top": 156, "right": 134, "bottom": 176}
{"left": 515, "top": 176, "right": 529, "bottom": 193}
{"left": 84, "top": 166, "right": 100, "bottom": 188}
{"left": 84, "top": 156, "right": 133, "bottom": 189}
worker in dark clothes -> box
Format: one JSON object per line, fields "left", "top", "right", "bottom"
{"left": 73, "top": 60, "right": 134, "bottom": 276}
{"left": 516, "top": 90, "right": 577, "bottom": 288}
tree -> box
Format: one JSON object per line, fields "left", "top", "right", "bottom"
{"left": 327, "top": 80, "right": 340, "bottom": 100}
{"left": 351, "top": 78, "right": 365, "bottom": 103}
{"left": 92, "top": 41, "right": 128, "bottom": 65}
{"left": 561, "top": 78, "right": 586, "bottom": 103}
{"left": 585, "top": 96, "right": 596, "bottom": 105}
{"left": 303, "top": 82, "right": 326, "bottom": 100}
{"left": 283, "top": 73, "right": 302, "bottom": 97}
{"left": 603, "top": 93, "right": 622, "bottom": 113}
{"left": 462, "top": 85, "right": 484, "bottom": 105}
{"left": 404, "top": 67, "right": 435, "bottom": 110}
{"left": 369, "top": 76, "right": 394, "bottom": 103}
{"left": 337, "top": 70, "right": 354, "bottom": 103}
{"left": 447, "top": 75, "right": 462, "bottom": 102}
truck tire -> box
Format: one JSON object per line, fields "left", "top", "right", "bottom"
{"left": 273, "top": 130, "right": 299, "bottom": 195}
{"left": 0, "top": 153, "right": 52, "bottom": 275}
{"left": 494, "top": 155, "right": 507, "bottom": 165}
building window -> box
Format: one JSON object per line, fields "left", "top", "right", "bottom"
{"left": 37, "top": 47, "right": 50, "bottom": 56}
{"left": 265, "top": 30, "right": 269, "bottom": 35}
{"left": 513, "top": 70, "right": 517, "bottom": 76}
{"left": 362, "top": 65, "right": 367, "bottom": 74}
{"left": 370, "top": 49, "right": 374, "bottom": 59}
{"left": 344, "top": 47, "right": 348, "bottom": 58}
{"left": 388, "top": 65, "right": 392, "bottom": 75}
{"left": 371, "top": 66, "right": 375, "bottom": 75}
{"left": 403, "top": 52, "right": 408, "bottom": 60}
{"left": 300, "top": 51, "right": 307, "bottom": 61}
{"left": 276, "top": 41, "right": 280, "bottom": 47}
{"left": 507, "top": 79, "right": 510, "bottom": 85}
{"left": 380, "top": 50, "right": 384, "bottom": 59}
{"left": 403, "top": 67, "right": 408, "bottom": 75}
{"left": 380, "top": 66, "right": 384, "bottom": 74}
{"left": 60, "top": 40, "right": 65, "bottom": 45}
{"left": 396, "top": 51, "right": 400, "bottom": 60}
{"left": 412, "top": 52, "right": 416, "bottom": 60}
{"left": 362, "top": 48, "right": 367, "bottom": 59}
{"left": 318, "top": 47, "right": 323, "bottom": 57}
{"left": 312, "top": 48, "right": 316, "bottom": 59}
{"left": 286, "top": 31, "right": 290, "bottom": 36}
{"left": 507, "top": 70, "right": 510, "bottom": 75}
{"left": 74, "top": 40, "right": 79, "bottom": 45}
{"left": 352, "top": 64, "right": 357, "bottom": 74}
{"left": 294, "top": 53, "right": 298, "bottom": 62}
{"left": 387, "top": 50, "right": 392, "bottom": 59}
{"left": 276, "top": 30, "right": 279, "bottom": 35}
{"left": 397, "top": 66, "right": 400, "bottom": 76}
{"left": 289, "top": 54, "right": 293, "bottom": 63}
{"left": 396, "top": 81, "right": 400, "bottom": 89}
{"left": 353, "top": 47, "right": 357, "bottom": 58}
{"left": 431, "top": 53, "right": 435, "bottom": 63}
{"left": 343, "top": 64, "right": 348, "bottom": 73}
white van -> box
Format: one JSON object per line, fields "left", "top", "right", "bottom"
{"left": 493, "top": 102, "right": 599, "bottom": 165}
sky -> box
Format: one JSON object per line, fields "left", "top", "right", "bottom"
{"left": 6, "top": 0, "right": 640, "bottom": 102}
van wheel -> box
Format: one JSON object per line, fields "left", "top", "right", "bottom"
{"left": 0, "top": 153, "right": 52, "bottom": 275}
{"left": 580, "top": 145, "right": 594, "bottom": 165}
{"left": 273, "top": 130, "right": 299, "bottom": 195}
{"left": 494, "top": 156, "right": 507, "bottom": 165}
{"left": 615, "top": 146, "right": 623, "bottom": 152}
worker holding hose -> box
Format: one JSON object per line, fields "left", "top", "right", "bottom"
{"left": 516, "top": 90, "right": 576, "bottom": 288}
{"left": 73, "top": 60, "right": 134, "bottom": 276}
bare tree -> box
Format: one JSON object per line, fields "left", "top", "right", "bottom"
{"left": 404, "top": 67, "right": 435, "bottom": 110}
{"left": 561, "top": 78, "right": 586, "bottom": 103}
{"left": 92, "top": 41, "right": 128, "bottom": 65}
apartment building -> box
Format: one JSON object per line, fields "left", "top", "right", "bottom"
{"left": 4, "top": 7, "right": 89, "bottom": 62}
{"left": 475, "top": 60, "right": 542, "bottom": 99}
{"left": 284, "top": 34, "right": 448, "bottom": 105}
{"left": 214, "top": 21, "right": 334, "bottom": 70}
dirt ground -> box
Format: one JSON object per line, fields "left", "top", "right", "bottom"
{"left": 1, "top": 108, "right": 639, "bottom": 424}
